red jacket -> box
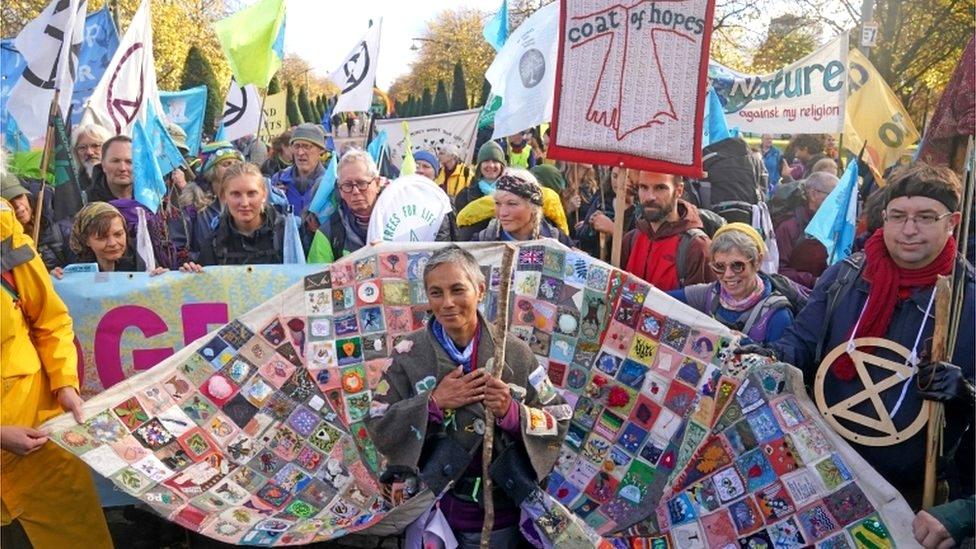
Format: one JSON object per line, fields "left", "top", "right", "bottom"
{"left": 620, "top": 200, "right": 714, "bottom": 291}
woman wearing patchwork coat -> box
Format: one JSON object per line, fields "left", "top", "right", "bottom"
{"left": 366, "top": 246, "right": 569, "bottom": 547}
{"left": 0, "top": 200, "right": 112, "bottom": 547}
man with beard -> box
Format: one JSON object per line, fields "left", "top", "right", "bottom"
{"left": 620, "top": 171, "right": 714, "bottom": 291}
{"left": 270, "top": 123, "right": 328, "bottom": 215}
{"left": 50, "top": 123, "right": 113, "bottom": 222}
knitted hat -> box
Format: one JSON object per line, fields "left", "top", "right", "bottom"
{"left": 414, "top": 151, "right": 440, "bottom": 174}
{"left": 439, "top": 143, "right": 462, "bottom": 160}
{"left": 0, "top": 174, "right": 30, "bottom": 201}
{"left": 530, "top": 164, "right": 565, "bottom": 191}
{"left": 495, "top": 168, "right": 543, "bottom": 206}
{"left": 166, "top": 122, "right": 189, "bottom": 154}
{"left": 200, "top": 141, "right": 244, "bottom": 174}
{"left": 713, "top": 222, "right": 767, "bottom": 255}
{"left": 290, "top": 123, "right": 327, "bottom": 150}
{"left": 477, "top": 141, "right": 506, "bottom": 166}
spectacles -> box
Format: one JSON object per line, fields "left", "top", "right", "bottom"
{"left": 882, "top": 210, "right": 952, "bottom": 227}
{"left": 74, "top": 143, "right": 102, "bottom": 153}
{"left": 710, "top": 261, "right": 750, "bottom": 275}
{"left": 339, "top": 178, "right": 376, "bottom": 193}
{"left": 291, "top": 142, "right": 319, "bottom": 152}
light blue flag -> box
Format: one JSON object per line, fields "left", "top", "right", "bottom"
{"left": 483, "top": 0, "right": 508, "bottom": 52}
{"left": 160, "top": 86, "right": 208, "bottom": 156}
{"left": 366, "top": 129, "right": 388, "bottom": 165}
{"left": 307, "top": 153, "right": 338, "bottom": 223}
{"left": 805, "top": 160, "right": 860, "bottom": 264}
{"left": 70, "top": 8, "right": 120, "bottom": 125}
{"left": 132, "top": 105, "right": 186, "bottom": 212}
{"left": 702, "top": 86, "right": 731, "bottom": 147}
{"left": 321, "top": 105, "right": 335, "bottom": 151}
{"left": 1, "top": 39, "right": 25, "bottom": 135}
{"left": 4, "top": 116, "right": 30, "bottom": 153}
{"left": 282, "top": 213, "right": 306, "bottom": 264}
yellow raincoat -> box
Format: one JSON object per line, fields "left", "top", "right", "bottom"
{"left": 0, "top": 200, "right": 112, "bottom": 547}
{"left": 455, "top": 186, "right": 570, "bottom": 235}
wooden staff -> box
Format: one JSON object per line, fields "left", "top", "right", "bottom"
{"left": 610, "top": 165, "right": 628, "bottom": 267}
{"left": 598, "top": 170, "right": 608, "bottom": 262}
{"left": 480, "top": 243, "right": 516, "bottom": 548}
{"left": 923, "top": 274, "right": 952, "bottom": 508}
{"left": 572, "top": 163, "right": 580, "bottom": 228}
{"left": 32, "top": 91, "right": 61, "bottom": 244}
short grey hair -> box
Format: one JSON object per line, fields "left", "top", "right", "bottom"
{"left": 71, "top": 123, "right": 112, "bottom": 148}
{"left": 338, "top": 148, "right": 379, "bottom": 179}
{"left": 811, "top": 157, "right": 838, "bottom": 175}
{"left": 804, "top": 171, "right": 839, "bottom": 194}
{"left": 423, "top": 245, "right": 486, "bottom": 289}
{"left": 710, "top": 229, "right": 763, "bottom": 263}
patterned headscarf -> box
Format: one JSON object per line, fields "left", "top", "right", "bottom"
{"left": 70, "top": 202, "right": 124, "bottom": 255}
{"left": 495, "top": 169, "right": 543, "bottom": 207}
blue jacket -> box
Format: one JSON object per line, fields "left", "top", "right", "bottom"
{"left": 762, "top": 145, "right": 783, "bottom": 191}
{"left": 772, "top": 254, "right": 975, "bottom": 492}
{"left": 270, "top": 164, "right": 324, "bottom": 215}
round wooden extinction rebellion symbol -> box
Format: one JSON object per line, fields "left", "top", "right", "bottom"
{"left": 814, "top": 337, "right": 930, "bottom": 447}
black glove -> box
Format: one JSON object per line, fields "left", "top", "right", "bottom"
{"left": 917, "top": 361, "right": 975, "bottom": 405}
{"left": 734, "top": 344, "right": 776, "bottom": 359}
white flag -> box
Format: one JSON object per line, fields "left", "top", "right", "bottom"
{"left": 486, "top": 2, "right": 559, "bottom": 139}
{"left": 219, "top": 81, "right": 263, "bottom": 142}
{"left": 86, "top": 0, "right": 162, "bottom": 135}
{"left": 375, "top": 109, "right": 481, "bottom": 169}
{"left": 328, "top": 19, "right": 382, "bottom": 114}
{"left": 7, "top": 0, "right": 87, "bottom": 141}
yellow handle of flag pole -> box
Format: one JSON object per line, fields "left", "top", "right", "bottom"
{"left": 400, "top": 121, "right": 416, "bottom": 176}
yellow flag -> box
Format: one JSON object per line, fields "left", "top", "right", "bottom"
{"left": 843, "top": 48, "right": 920, "bottom": 171}
{"left": 400, "top": 121, "right": 416, "bottom": 176}
{"left": 258, "top": 91, "right": 288, "bottom": 143}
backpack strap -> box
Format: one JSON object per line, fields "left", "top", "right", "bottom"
{"left": 815, "top": 252, "right": 866, "bottom": 361}
{"left": 677, "top": 228, "right": 708, "bottom": 287}
{"left": 740, "top": 294, "right": 790, "bottom": 336}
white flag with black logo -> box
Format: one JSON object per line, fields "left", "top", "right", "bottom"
{"left": 328, "top": 19, "right": 382, "bottom": 114}
{"left": 7, "top": 0, "right": 87, "bottom": 141}
{"left": 86, "top": 0, "right": 162, "bottom": 135}
{"left": 486, "top": 2, "right": 559, "bottom": 139}
{"left": 219, "top": 81, "right": 262, "bottom": 142}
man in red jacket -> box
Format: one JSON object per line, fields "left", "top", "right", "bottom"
{"left": 620, "top": 172, "right": 714, "bottom": 290}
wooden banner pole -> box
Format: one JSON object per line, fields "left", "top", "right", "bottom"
{"left": 610, "top": 166, "right": 628, "bottom": 268}
{"left": 480, "top": 243, "right": 516, "bottom": 548}
{"left": 32, "top": 90, "right": 61, "bottom": 244}
{"left": 922, "top": 274, "right": 952, "bottom": 508}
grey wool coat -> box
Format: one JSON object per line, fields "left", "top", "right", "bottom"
{"left": 366, "top": 318, "right": 569, "bottom": 486}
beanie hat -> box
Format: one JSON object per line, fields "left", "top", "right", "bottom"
{"left": 0, "top": 174, "right": 31, "bottom": 202}
{"left": 200, "top": 141, "right": 244, "bottom": 174}
{"left": 713, "top": 222, "right": 767, "bottom": 255}
{"left": 530, "top": 164, "right": 565, "bottom": 191}
{"left": 477, "top": 141, "right": 506, "bottom": 167}
{"left": 413, "top": 151, "right": 440, "bottom": 175}
{"left": 290, "top": 123, "right": 327, "bottom": 151}
{"left": 439, "top": 143, "right": 462, "bottom": 160}
{"left": 495, "top": 169, "right": 543, "bottom": 207}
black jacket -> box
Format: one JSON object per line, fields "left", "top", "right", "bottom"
{"left": 206, "top": 207, "right": 285, "bottom": 266}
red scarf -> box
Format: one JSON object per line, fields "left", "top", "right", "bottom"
{"left": 831, "top": 229, "right": 956, "bottom": 380}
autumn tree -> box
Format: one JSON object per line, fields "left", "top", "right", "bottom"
{"left": 388, "top": 8, "right": 494, "bottom": 106}
{"left": 750, "top": 15, "right": 818, "bottom": 72}
{"left": 267, "top": 75, "right": 281, "bottom": 95}
{"left": 180, "top": 45, "right": 223, "bottom": 138}
{"left": 451, "top": 62, "right": 468, "bottom": 111}
{"left": 479, "top": 78, "right": 491, "bottom": 107}
{"left": 285, "top": 82, "right": 302, "bottom": 127}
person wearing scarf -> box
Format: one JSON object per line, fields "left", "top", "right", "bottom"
{"left": 453, "top": 141, "right": 507, "bottom": 213}
{"left": 671, "top": 223, "right": 794, "bottom": 344}
{"left": 760, "top": 164, "right": 974, "bottom": 543}
{"left": 468, "top": 168, "right": 574, "bottom": 246}
{"left": 307, "top": 149, "right": 384, "bottom": 264}
{"left": 366, "top": 246, "right": 568, "bottom": 548}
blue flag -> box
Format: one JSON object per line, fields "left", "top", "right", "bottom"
{"left": 0, "top": 40, "right": 24, "bottom": 133}
{"left": 71, "top": 8, "right": 120, "bottom": 125}
{"left": 160, "top": 86, "right": 208, "bottom": 156}
{"left": 805, "top": 160, "right": 860, "bottom": 264}
{"left": 702, "top": 87, "right": 731, "bottom": 147}
{"left": 366, "top": 130, "right": 388, "bottom": 165}
{"left": 483, "top": 0, "right": 509, "bottom": 52}
{"left": 307, "top": 153, "right": 338, "bottom": 224}
{"left": 321, "top": 106, "right": 335, "bottom": 151}
{"left": 132, "top": 106, "right": 186, "bottom": 212}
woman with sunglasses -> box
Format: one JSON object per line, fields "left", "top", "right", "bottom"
{"left": 670, "top": 223, "right": 794, "bottom": 344}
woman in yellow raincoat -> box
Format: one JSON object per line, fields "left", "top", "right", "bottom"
{"left": 0, "top": 199, "right": 112, "bottom": 547}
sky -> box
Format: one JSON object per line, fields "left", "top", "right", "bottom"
{"left": 283, "top": 0, "right": 502, "bottom": 90}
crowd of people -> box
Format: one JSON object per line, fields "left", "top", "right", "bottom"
{"left": 1, "top": 115, "right": 973, "bottom": 548}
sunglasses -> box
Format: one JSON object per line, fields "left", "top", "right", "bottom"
{"left": 710, "top": 261, "right": 750, "bottom": 275}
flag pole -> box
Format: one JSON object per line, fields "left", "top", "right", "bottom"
{"left": 32, "top": 90, "right": 60, "bottom": 243}
{"left": 611, "top": 164, "right": 627, "bottom": 267}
